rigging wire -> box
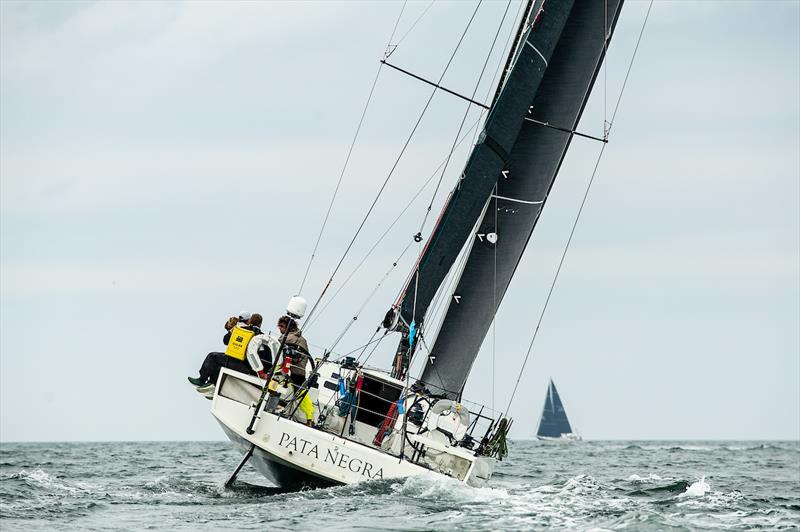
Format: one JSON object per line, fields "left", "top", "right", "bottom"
{"left": 326, "top": 240, "right": 415, "bottom": 353}
{"left": 415, "top": 0, "right": 520, "bottom": 344}
{"left": 410, "top": 0, "right": 518, "bottom": 390}
{"left": 393, "top": 0, "right": 514, "bottom": 350}
{"left": 358, "top": 328, "right": 388, "bottom": 365}
{"left": 391, "top": 0, "right": 437, "bottom": 53}
{"left": 303, "top": 118, "right": 484, "bottom": 333}
{"left": 346, "top": 333, "right": 385, "bottom": 358}
{"left": 325, "top": 0, "right": 516, "bottom": 338}
{"left": 604, "top": 0, "right": 608, "bottom": 137}
{"left": 298, "top": 1, "right": 408, "bottom": 294}
{"left": 414, "top": 194, "right": 492, "bottom": 386}
{"left": 503, "top": 0, "right": 655, "bottom": 416}
{"left": 302, "top": 0, "right": 485, "bottom": 328}
{"left": 400, "top": 0, "right": 521, "bottom": 313}
{"left": 472, "top": 0, "right": 526, "bottom": 148}
{"left": 417, "top": 0, "right": 513, "bottom": 235}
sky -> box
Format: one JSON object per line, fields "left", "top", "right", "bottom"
{"left": 1, "top": 0, "right": 798, "bottom": 442}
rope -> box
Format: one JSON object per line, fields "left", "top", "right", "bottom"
{"left": 298, "top": 2, "right": 408, "bottom": 294}
{"left": 358, "top": 328, "right": 388, "bottom": 365}
{"left": 346, "top": 332, "right": 383, "bottom": 358}
{"left": 303, "top": 0, "right": 484, "bottom": 328}
{"left": 504, "top": 0, "right": 654, "bottom": 416}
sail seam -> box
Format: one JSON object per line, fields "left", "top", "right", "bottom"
{"left": 525, "top": 40, "right": 548, "bottom": 67}
{"left": 491, "top": 194, "right": 543, "bottom": 205}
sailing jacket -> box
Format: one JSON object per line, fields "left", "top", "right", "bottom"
{"left": 281, "top": 330, "right": 310, "bottom": 383}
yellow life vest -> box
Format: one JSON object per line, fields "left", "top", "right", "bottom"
{"left": 225, "top": 326, "right": 255, "bottom": 360}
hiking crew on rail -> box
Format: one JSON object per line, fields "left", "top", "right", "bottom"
{"left": 187, "top": 310, "right": 314, "bottom": 424}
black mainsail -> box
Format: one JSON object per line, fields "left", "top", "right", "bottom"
{"left": 537, "top": 379, "right": 574, "bottom": 438}
{"left": 393, "top": 0, "right": 567, "bottom": 330}
{"left": 413, "top": 0, "right": 624, "bottom": 397}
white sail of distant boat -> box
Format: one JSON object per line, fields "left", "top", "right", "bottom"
{"left": 536, "top": 380, "right": 581, "bottom": 442}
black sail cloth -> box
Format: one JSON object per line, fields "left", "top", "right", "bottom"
{"left": 420, "top": 0, "right": 625, "bottom": 398}
{"left": 396, "top": 0, "right": 573, "bottom": 330}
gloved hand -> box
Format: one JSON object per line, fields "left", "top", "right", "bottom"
{"left": 225, "top": 316, "right": 238, "bottom": 330}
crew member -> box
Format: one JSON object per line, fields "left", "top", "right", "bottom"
{"left": 277, "top": 315, "right": 309, "bottom": 383}
{"left": 188, "top": 313, "right": 263, "bottom": 387}
{"left": 277, "top": 316, "right": 314, "bottom": 426}
{"left": 223, "top": 311, "right": 251, "bottom": 345}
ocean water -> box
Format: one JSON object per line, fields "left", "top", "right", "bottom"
{"left": 1, "top": 440, "right": 798, "bottom": 530}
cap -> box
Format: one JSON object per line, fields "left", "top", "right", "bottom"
{"left": 238, "top": 311, "right": 252, "bottom": 321}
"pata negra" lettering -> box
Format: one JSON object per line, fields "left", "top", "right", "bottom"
{"left": 278, "top": 432, "right": 383, "bottom": 479}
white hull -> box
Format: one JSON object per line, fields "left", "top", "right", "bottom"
{"left": 537, "top": 433, "right": 581, "bottom": 443}
{"left": 211, "top": 368, "right": 494, "bottom": 488}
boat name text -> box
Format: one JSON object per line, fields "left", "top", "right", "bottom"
{"left": 278, "top": 432, "right": 384, "bottom": 479}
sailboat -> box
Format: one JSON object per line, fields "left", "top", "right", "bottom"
{"left": 536, "top": 379, "right": 581, "bottom": 442}
{"left": 199, "top": 0, "right": 626, "bottom": 489}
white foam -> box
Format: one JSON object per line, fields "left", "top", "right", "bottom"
{"left": 14, "top": 468, "right": 86, "bottom": 495}
{"left": 562, "top": 474, "right": 601, "bottom": 493}
{"left": 394, "top": 472, "right": 509, "bottom": 504}
{"left": 680, "top": 476, "right": 710, "bottom": 497}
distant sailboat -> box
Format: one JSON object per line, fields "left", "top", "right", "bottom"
{"left": 537, "top": 380, "right": 581, "bottom": 442}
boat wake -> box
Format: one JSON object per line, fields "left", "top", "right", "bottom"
{"left": 2, "top": 441, "right": 797, "bottom": 530}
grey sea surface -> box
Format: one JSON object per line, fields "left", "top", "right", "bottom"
{"left": 1, "top": 440, "right": 798, "bottom": 531}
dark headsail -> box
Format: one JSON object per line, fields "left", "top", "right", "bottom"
{"left": 537, "top": 380, "right": 573, "bottom": 438}
{"left": 419, "top": 0, "right": 624, "bottom": 397}
{"left": 392, "top": 0, "right": 570, "bottom": 332}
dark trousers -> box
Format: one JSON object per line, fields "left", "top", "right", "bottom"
{"left": 199, "top": 352, "right": 255, "bottom": 385}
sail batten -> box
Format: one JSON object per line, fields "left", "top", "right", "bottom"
{"left": 419, "top": 0, "right": 625, "bottom": 398}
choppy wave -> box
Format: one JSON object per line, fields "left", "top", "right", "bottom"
{"left": 1, "top": 441, "right": 798, "bottom": 530}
